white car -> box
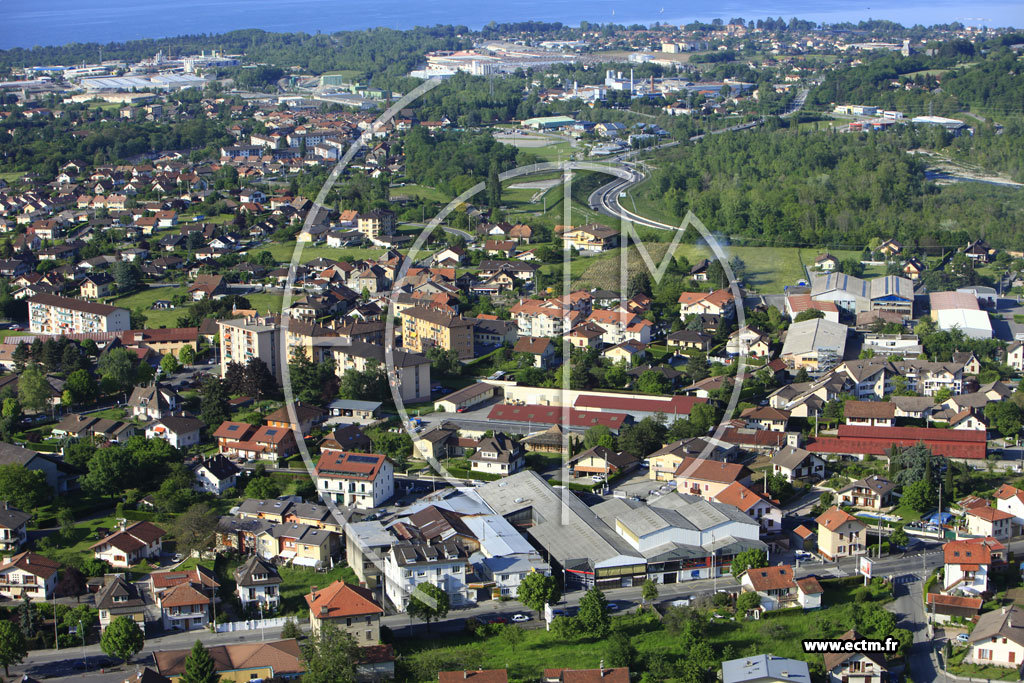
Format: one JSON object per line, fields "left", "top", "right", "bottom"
{"left": 511, "top": 614, "right": 530, "bottom": 623}
{"left": 956, "top": 633, "right": 970, "bottom": 644}
{"left": 591, "top": 475, "right": 605, "bottom": 482}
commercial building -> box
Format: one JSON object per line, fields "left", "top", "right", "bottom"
{"left": 780, "top": 318, "right": 848, "bottom": 372}
{"left": 29, "top": 293, "right": 130, "bottom": 334}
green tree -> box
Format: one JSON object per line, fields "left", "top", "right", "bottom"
{"left": 160, "top": 353, "right": 181, "bottom": 375}
{"left": 66, "top": 368, "right": 96, "bottom": 405}
{"left": 98, "top": 347, "right": 138, "bottom": 395}
{"left": 731, "top": 548, "right": 768, "bottom": 579}
{"left": 0, "top": 465, "right": 48, "bottom": 511}
{"left": 636, "top": 370, "right": 671, "bottom": 395}
{"left": 890, "top": 525, "right": 909, "bottom": 548}
{"left": 576, "top": 587, "right": 610, "bottom": 638}
{"left": 641, "top": 579, "right": 659, "bottom": 607}
{"left": 245, "top": 476, "right": 282, "bottom": 500}
{"left": 583, "top": 425, "right": 616, "bottom": 451}
{"left": 604, "top": 631, "right": 636, "bottom": 668}
{"left": 170, "top": 503, "right": 219, "bottom": 559}
{"left": 17, "top": 364, "right": 51, "bottom": 414}
{"left": 0, "top": 620, "right": 27, "bottom": 676}
{"left": 178, "top": 344, "right": 196, "bottom": 366}
{"left": 180, "top": 640, "right": 221, "bottom": 683}
{"left": 736, "top": 591, "right": 761, "bottom": 614}
{"left": 794, "top": 308, "right": 825, "bottom": 323}
{"left": 407, "top": 583, "right": 450, "bottom": 629}
{"left": 100, "top": 615, "right": 144, "bottom": 665}
{"left": 516, "top": 571, "right": 561, "bottom": 617}
{"left": 902, "top": 479, "right": 935, "bottom": 513}
{"left": 199, "top": 377, "right": 230, "bottom": 428}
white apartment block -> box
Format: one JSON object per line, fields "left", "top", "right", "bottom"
{"left": 383, "top": 541, "right": 470, "bottom": 612}
{"left": 29, "top": 294, "right": 130, "bottom": 334}
{"left": 218, "top": 316, "right": 282, "bottom": 381}
{"left": 315, "top": 450, "right": 394, "bottom": 510}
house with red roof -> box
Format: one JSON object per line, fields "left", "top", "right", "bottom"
{"left": 90, "top": 521, "right": 166, "bottom": 568}
{"left": 927, "top": 593, "right": 984, "bottom": 624}
{"left": 995, "top": 484, "right": 1024, "bottom": 534}
{"left": 0, "top": 551, "right": 60, "bottom": 601}
{"left": 315, "top": 451, "right": 394, "bottom": 509}
{"left": 815, "top": 507, "right": 865, "bottom": 561}
{"left": 740, "top": 564, "right": 823, "bottom": 611}
{"left": 966, "top": 506, "right": 1013, "bottom": 541}
{"left": 306, "top": 580, "right": 383, "bottom": 641}
{"left": 674, "top": 457, "right": 753, "bottom": 500}
{"left": 157, "top": 581, "right": 212, "bottom": 631}
{"left": 677, "top": 288, "right": 735, "bottom": 320}
{"left": 715, "top": 481, "right": 782, "bottom": 533}
{"left": 943, "top": 537, "right": 1004, "bottom": 595}
{"left": 542, "top": 668, "right": 630, "bottom": 683}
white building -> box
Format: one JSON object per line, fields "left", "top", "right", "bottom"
{"left": 315, "top": 451, "right": 394, "bottom": 509}
{"left": 193, "top": 455, "right": 240, "bottom": 495}
{"left": 384, "top": 540, "right": 471, "bottom": 612}
{"left": 0, "top": 552, "right": 59, "bottom": 601}
{"left": 234, "top": 555, "right": 282, "bottom": 611}
{"left": 29, "top": 293, "right": 130, "bottom": 334}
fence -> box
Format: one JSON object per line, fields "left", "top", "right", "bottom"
{"left": 215, "top": 616, "right": 290, "bottom": 633}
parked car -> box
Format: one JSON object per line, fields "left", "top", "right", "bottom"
{"left": 511, "top": 614, "right": 530, "bottom": 623}
{"left": 488, "top": 617, "right": 508, "bottom": 624}
{"left": 956, "top": 633, "right": 970, "bottom": 644}
{"left": 606, "top": 602, "right": 620, "bottom": 611}
{"left": 591, "top": 475, "right": 605, "bottom": 482}
{"left": 172, "top": 553, "right": 184, "bottom": 563}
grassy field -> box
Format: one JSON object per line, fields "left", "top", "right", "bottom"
{"left": 0, "top": 171, "right": 25, "bottom": 184}
{"left": 394, "top": 184, "right": 451, "bottom": 203}
{"left": 110, "top": 286, "right": 187, "bottom": 328}
{"left": 246, "top": 292, "right": 285, "bottom": 316}
{"left": 0, "top": 330, "right": 33, "bottom": 341}
{"left": 397, "top": 576, "right": 895, "bottom": 681}
{"left": 256, "top": 241, "right": 385, "bottom": 265}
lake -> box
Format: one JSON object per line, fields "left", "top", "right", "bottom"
{"left": 0, "top": 0, "right": 1022, "bottom": 50}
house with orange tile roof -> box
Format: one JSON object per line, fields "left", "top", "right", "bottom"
{"left": 673, "top": 457, "right": 753, "bottom": 500}
{"left": 90, "top": 521, "right": 166, "bottom": 568}
{"left": 542, "top": 668, "right": 630, "bottom": 683}
{"left": 966, "top": 506, "right": 1013, "bottom": 541}
{"left": 153, "top": 639, "right": 304, "bottom": 682}
{"left": 0, "top": 551, "right": 60, "bottom": 601}
{"left": 740, "top": 564, "right": 823, "bottom": 611}
{"left": 157, "top": 581, "right": 211, "bottom": 631}
{"left": 943, "top": 537, "right": 1004, "bottom": 595}
{"left": 927, "top": 593, "right": 983, "bottom": 624}
{"left": 815, "top": 507, "right": 866, "bottom": 561}
{"left": 715, "top": 481, "right": 782, "bottom": 534}
{"left": 315, "top": 451, "right": 394, "bottom": 509}
{"left": 677, "top": 288, "right": 735, "bottom": 320}
{"left": 995, "top": 484, "right": 1024, "bottom": 534}
{"left": 306, "top": 580, "right": 383, "bottom": 641}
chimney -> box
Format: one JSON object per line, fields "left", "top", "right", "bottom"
{"left": 600, "top": 660, "right": 605, "bottom": 676}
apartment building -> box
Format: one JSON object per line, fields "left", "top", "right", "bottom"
{"left": 400, "top": 306, "right": 474, "bottom": 360}
{"left": 29, "top": 293, "right": 130, "bottom": 334}
{"left": 384, "top": 540, "right": 471, "bottom": 612}
{"left": 332, "top": 340, "right": 431, "bottom": 403}
{"left": 355, "top": 210, "right": 396, "bottom": 240}
{"left": 218, "top": 316, "right": 283, "bottom": 382}
{"left": 510, "top": 297, "right": 586, "bottom": 338}
{"left": 315, "top": 451, "right": 394, "bottom": 509}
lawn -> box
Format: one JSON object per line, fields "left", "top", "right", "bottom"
{"left": 396, "top": 576, "right": 895, "bottom": 681}
{"left": 946, "top": 648, "right": 1021, "bottom": 680}
{"left": 256, "top": 241, "right": 384, "bottom": 265}
{"left": 278, "top": 564, "right": 358, "bottom": 615}
{"left": 395, "top": 184, "right": 451, "bottom": 203}
{"left": 0, "top": 330, "right": 33, "bottom": 341}
{"left": 0, "top": 170, "right": 25, "bottom": 184}
{"left": 109, "top": 285, "right": 186, "bottom": 315}
{"left": 246, "top": 292, "right": 285, "bottom": 316}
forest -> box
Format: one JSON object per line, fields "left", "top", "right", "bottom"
{"left": 639, "top": 124, "right": 1024, "bottom": 251}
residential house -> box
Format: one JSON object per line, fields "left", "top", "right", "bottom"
{"left": 153, "top": 640, "right": 305, "bottom": 682}
{"left": 943, "top": 537, "right": 1004, "bottom": 595}
{"left": 234, "top": 555, "right": 282, "bottom": 611}
{"left": 742, "top": 406, "right": 790, "bottom": 432}
{"left": 715, "top": 482, "right": 782, "bottom": 533}
{"left": 0, "top": 503, "right": 30, "bottom": 552}
{"left": 823, "top": 629, "right": 891, "bottom": 683}
{"left": 193, "top": 456, "right": 241, "bottom": 495}
{"left": 96, "top": 574, "right": 147, "bottom": 632}
{"left": 967, "top": 605, "right": 1024, "bottom": 669}
{"left": 80, "top": 273, "right": 115, "bottom": 298}
{"left": 677, "top": 289, "right": 735, "bottom": 320}
{"left": 0, "top": 552, "right": 60, "bottom": 601}
{"left": 837, "top": 476, "right": 896, "bottom": 511}
{"left": 815, "top": 507, "right": 866, "bottom": 561}
{"left": 567, "top": 445, "right": 639, "bottom": 480}
{"left": 91, "top": 521, "right": 166, "bottom": 568}
{"left": 384, "top": 541, "right": 471, "bottom": 611}
{"left": 770, "top": 445, "right": 826, "bottom": 482}
{"left": 315, "top": 451, "right": 394, "bottom": 509}
{"left": 469, "top": 433, "right": 525, "bottom": 477}
{"left": 188, "top": 274, "right": 226, "bottom": 301}
{"left": 145, "top": 414, "right": 204, "bottom": 449}
{"left": 560, "top": 224, "right": 620, "bottom": 253}
{"left": 305, "top": 580, "right": 383, "bottom": 642}
{"left": 966, "top": 507, "right": 1013, "bottom": 542}
{"left": 723, "top": 655, "right": 810, "bottom": 683}
{"left": 264, "top": 402, "right": 325, "bottom": 437}
{"left": 513, "top": 336, "right": 557, "bottom": 369}
{"left": 844, "top": 401, "right": 895, "bottom": 428}
{"left": 995, "top": 484, "right": 1024, "bottom": 534}
{"left": 256, "top": 523, "right": 335, "bottom": 568}
{"left": 740, "top": 565, "right": 823, "bottom": 611}
{"left": 674, "top": 457, "right": 753, "bottom": 499}
{"left": 127, "top": 383, "right": 179, "bottom": 420}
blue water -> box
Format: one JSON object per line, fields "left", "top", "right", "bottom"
{"left": 0, "top": 0, "right": 1021, "bottom": 50}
